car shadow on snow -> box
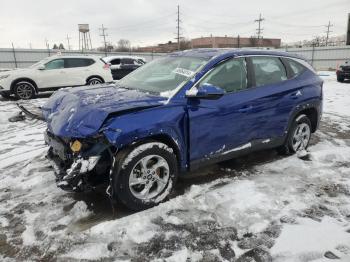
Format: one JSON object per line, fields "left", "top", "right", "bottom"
{"left": 71, "top": 147, "right": 287, "bottom": 229}
{"left": 0, "top": 92, "right": 52, "bottom": 102}
{"left": 69, "top": 126, "right": 326, "bottom": 231}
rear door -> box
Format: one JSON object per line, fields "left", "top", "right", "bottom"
{"left": 64, "top": 58, "right": 95, "bottom": 86}
{"left": 247, "top": 56, "right": 299, "bottom": 140}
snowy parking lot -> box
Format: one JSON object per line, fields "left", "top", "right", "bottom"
{"left": 0, "top": 72, "right": 350, "bottom": 261}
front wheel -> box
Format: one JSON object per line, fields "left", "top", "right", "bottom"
{"left": 278, "top": 114, "right": 312, "bottom": 155}
{"left": 114, "top": 142, "right": 178, "bottom": 211}
{"left": 14, "top": 81, "right": 36, "bottom": 100}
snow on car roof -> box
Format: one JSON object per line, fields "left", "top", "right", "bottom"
{"left": 102, "top": 55, "right": 146, "bottom": 62}
{"left": 169, "top": 48, "right": 307, "bottom": 61}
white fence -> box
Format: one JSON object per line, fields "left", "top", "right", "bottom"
{"left": 278, "top": 45, "right": 350, "bottom": 70}
{"left": 0, "top": 46, "right": 349, "bottom": 70}
{"left": 0, "top": 48, "right": 164, "bottom": 69}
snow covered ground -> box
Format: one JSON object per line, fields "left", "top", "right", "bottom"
{"left": 0, "top": 72, "right": 350, "bottom": 261}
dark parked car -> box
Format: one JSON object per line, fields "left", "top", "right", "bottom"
{"left": 336, "top": 61, "right": 350, "bottom": 82}
{"left": 102, "top": 56, "right": 146, "bottom": 80}
{"left": 42, "top": 49, "right": 323, "bottom": 210}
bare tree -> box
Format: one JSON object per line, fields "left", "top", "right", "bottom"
{"left": 116, "top": 39, "right": 131, "bottom": 52}
{"left": 179, "top": 38, "right": 191, "bottom": 50}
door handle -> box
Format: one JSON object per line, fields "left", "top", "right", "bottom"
{"left": 238, "top": 105, "right": 253, "bottom": 113}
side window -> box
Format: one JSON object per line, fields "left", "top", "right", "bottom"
{"left": 251, "top": 57, "right": 287, "bottom": 87}
{"left": 110, "top": 59, "right": 121, "bottom": 65}
{"left": 199, "top": 58, "right": 247, "bottom": 93}
{"left": 287, "top": 59, "right": 306, "bottom": 77}
{"left": 45, "top": 59, "right": 64, "bottom": 70}
{"left": 65, "top": 58, "right": 94, "bottom": 68}
{"left": 122, "top": 58, "right": 134, "bottom": 65}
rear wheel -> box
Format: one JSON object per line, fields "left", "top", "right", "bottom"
{"left": 87, "top": 77, "right": 103, "bottom": 85}
{"left": 113, "top": 142, "right": 178, "bottom": 211}
{"left": 277, "top": 114, "right": 312, "bottom": 155}
{"left": 14, "top": 81, "right": 36, "bottom": 100}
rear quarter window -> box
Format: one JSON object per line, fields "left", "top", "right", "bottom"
{"left": 287, "top": 59, "right": 306, "bottom": 77}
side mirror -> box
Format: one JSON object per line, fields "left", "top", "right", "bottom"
{"left": 186, "top": 83, "right": 225, "bottom": 100}
{"left": 38, "top": 65, "right": 45, "bottom": 70}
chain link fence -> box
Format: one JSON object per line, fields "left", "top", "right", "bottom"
{"left": 1, "top": 46, "right": 350, "bottom": 70}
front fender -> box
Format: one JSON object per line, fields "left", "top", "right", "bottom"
{"left": 102, "top": 105, "right": 188, "bottom": 171}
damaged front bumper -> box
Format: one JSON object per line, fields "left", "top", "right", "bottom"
{"left": 45, "top": 131, "right": 110, "bottom": 192}
{"left": 47, "top": 150, "right": 101, "bottom": 192}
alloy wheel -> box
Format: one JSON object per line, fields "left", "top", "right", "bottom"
{"left": 16, "top": 83, "right": 34, "bottom": 99}
{"left": 128, "top": 155, "right": 170, "bottom": 200}
{"left": 292, "top": 122, "right": 311, "bottom": 151}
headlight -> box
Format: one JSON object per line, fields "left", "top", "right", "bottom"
{"left": 0, "top": 74, "right": 9, "bottom": 80}
{"left": 70, "top": 140, "right": 82, "bottom": 153}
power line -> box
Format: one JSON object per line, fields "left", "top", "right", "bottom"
{"left": 99, "top": 24, "right": 108, "bottom": 56}
{"left": 325, "top": 21, "right": 334, "bottom": 46}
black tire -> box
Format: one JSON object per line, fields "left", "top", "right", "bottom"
{"left": 337, "top": 76, "right": 344, "bottom": 83}
{"left": 13, "top": 81, "right": 36, "bottom": 100}
{"left": 87, "top": 77, "right": 103, "bottom": 85}
{"left": 277, "top": 114, "right": 312, "bottom": 155}
{"left": 113, "top": 142, "right": 178, "bottom": 211}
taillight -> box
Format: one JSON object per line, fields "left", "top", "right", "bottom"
{"left": 103, "top": 63, "right": 110, "bottom": 70}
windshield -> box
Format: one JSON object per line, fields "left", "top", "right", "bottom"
{"left": 118, "top": 56, "right": 208, "bottom": 96}
{"left": 29, "top": 57, "right": 51, "bottom": 68}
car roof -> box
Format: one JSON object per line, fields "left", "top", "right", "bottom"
{"left": 48, "top": 54, "right": 101, "bottom": 59}
{"left": 103, "top": 56, "right": 146, "bottom": 61}
{"left": 169, "top": 48, "right": 306, "bottom": 61}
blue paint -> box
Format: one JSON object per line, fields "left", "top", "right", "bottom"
{"left": 43, "top": 49, "right": 323, "bottom": 172}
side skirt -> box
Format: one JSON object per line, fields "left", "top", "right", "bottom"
{"left": 189, "top": 137, "right": 285, "bottom": 171}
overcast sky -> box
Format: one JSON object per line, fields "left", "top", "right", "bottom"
{"left": 0, "top": 0, "right": 348, "bottom": 49}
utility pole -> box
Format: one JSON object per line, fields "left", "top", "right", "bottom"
{"left": 66, "top": 34, "right": 71, "bottom": 50}
{"left": 99, "top": 24, "right": 108, "bottom": 56}
{"left": 325, "top": 21, "right": 333, "bottom": 46}
{"left": 255, "top": 13, "right": 265, "bottom": 47}
{"left": 176, "top": 5, "right": 181, "bottom": 50}
{"left": 45, "top": 38, "right": 51, "bottom": 56}
{"left": 11, "top": 42, "right": 18, "bottom": 68}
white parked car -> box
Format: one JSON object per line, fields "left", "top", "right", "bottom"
{"left": 0, "top": 55, "right": 113, "bottom": 99}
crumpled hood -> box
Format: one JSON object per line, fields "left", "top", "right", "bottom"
{"left": 42, "top": 84, "right": 167, "bottom": 137}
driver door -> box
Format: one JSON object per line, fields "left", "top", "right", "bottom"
{"left": 188, "top": 57, "right": 256, "bottom": 164}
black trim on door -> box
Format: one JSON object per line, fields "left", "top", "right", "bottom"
{"left": 280, "top": 57, "right": 294, "bottom": 79}
{"left": 245, "top": 57, "right": 256, "bottom": 88}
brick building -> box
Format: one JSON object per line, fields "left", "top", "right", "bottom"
{"left": 191, "top": 36, "right": 281, "bottom": 49}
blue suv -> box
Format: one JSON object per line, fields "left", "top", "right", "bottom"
{"left": 42, "top": 49, "right": 323, "bottom": 210}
